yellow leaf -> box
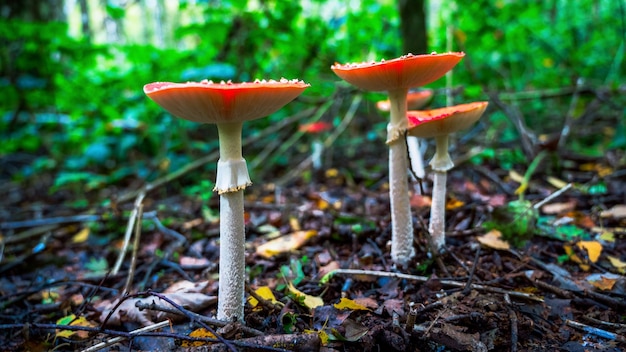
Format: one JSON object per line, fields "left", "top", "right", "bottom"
{"left": 256, "top": 230, "right": 317, "bottom": 259}
{"left": 182, "top": 328, "right": 216, "bottom": 347}
{"left": 289, "top": 216, "right": 301, "bottom": 231}
{"left": 576, "top": 241, "right": 602, "bottom": 263}
{"left": 72, "top": 228, "right": 90, "bottom": 244}
{"left": 547, "top": 176, "right": 568, "bottom": 189}
{"left": 563, "top": 245, "right": 583, "bottom": 264}
{"left": 287, "top": 282, "right": 323, "bottom": 309}
{"left": 55, "top": 314, "right": 96, "bottom": 339}
{"left": 325, "top": 168, "right": 339, "bottom": 178}
{"left": 333, "top": 297, "right": 370, "bottom": 311}
{"left": 599, "top": 232, "right": 615, "bottom": 242}
{"left": 247, "top": 286, "right": 279, "bottom": 311}
{"left": 445, "top": 198, "right": 464, "bottom": 210}
{"left": 476, "top": 230, "right": 510, "bottom": 250}
{"left": 607, "top": 256, "right": 626, "bottom": 274}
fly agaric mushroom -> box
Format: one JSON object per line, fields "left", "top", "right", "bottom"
{"left": 299, "top": 121, "right": 332, "bottom": 171}
{"left": 407, "top": 101, "right": 488, "bottom": 254}
{"left": 331, "top": 53, "right": 464, "bottom": 267}
{"left": 377, "top": 89, "right": 434, "bottom": 180}
{"left": 144, "top": 79, "right": 309, "bottom": 322}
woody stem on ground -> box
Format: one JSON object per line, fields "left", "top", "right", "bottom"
{"left": 215, "top": 121, "right": 247, "bottom": 322}
{"left": 387, "top": 89, "right": 415, "bottom": 267}
{"left": 429, "top": 134, "right": 454, "bottom": 254}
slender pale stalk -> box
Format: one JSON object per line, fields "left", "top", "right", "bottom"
{"left": 215, "top": 121, "right": 246, "bottom": 322}
{"left": 407, "top": 136, "right": 425, "bottom": 179}
{"left": 387, "top": 89, "right": 415, "bottom": 267}
{"left": 429, "top": 134, "right": 453, "bottom": 254}
{"left": 429, "top": 170, "right": 447, "bottom": 252}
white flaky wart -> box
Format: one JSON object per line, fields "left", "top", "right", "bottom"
{"left": 217, "top": 190, "right": 246, "bottom": 321}
{"left": 214, "top": 158, "right": 252, "bottom": 194}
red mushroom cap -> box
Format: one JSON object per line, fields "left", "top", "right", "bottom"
{"left": 144, "top": 79, "right": 310, "bottom": 124}
{"left": 299, "top": 121, "right": 332, "bottom": 134}
{"left": 331, "top": 52, "right": 464, "bottom": 92}
{"left": 407, "top": 101, "right": 488, "bottom": 138}
{"left": 376, "top": 89, "right": 434, "bottom": 112}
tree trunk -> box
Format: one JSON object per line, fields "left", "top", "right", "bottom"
{"left": 77, "top": 0, "right": 92, "bottom": 42}
{"left": 398, "top": 0, "right": 428, "bottom": 55}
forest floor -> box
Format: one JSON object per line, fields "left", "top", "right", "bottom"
{"left": 1, "top": 104, "right": 626, "bottom": 351}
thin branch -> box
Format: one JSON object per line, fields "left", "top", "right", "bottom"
{"left": 322, "top": 268, "right": 543, "bottom": 302}
{"left": 486, "top": 91, "right": 537, "bottom": 160}
{"left": 81, "top": 320, "right": 170, "bottom": 352}
{"left": 112, "top": 191, "right": 145, "bottom": 275}
{"left": 122, "top": 202, "right": 143, "bottom": 296}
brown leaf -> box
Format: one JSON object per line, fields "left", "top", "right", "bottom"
{"left": 476, "top": 230, "right": 510, "bottom": 250}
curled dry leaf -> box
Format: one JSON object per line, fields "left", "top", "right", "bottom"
{"left": 476, "top": 230, "right": 511, "bottom": 250}
{"left": 600, "top": 205, "right": 626, "bottom": 219}
{"left": 98, "top": 292, "right": 217, "bottom": 326}
{"left": 256, "top": 230, "right": 317, "bottom": 258}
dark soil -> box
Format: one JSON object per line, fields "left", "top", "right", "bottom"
{"left": 1, "top": 120, "right": 625, "bottom": 352}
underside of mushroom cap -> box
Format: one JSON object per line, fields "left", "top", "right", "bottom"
{"left": 407, "top": 101, "right": 489, "bottom": 138}
{"left": 331, "top": 52, "right": 464, "bottom": 92}
{"left": 377, "top": 89, "right": 433, "bottom": 112}
{"left": 144, "top": 79, "right": 309, "bottom": 124}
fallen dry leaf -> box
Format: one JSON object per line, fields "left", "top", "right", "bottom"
{"left": 287, "top": 282, "right": 323, "bottom": 310}
{"left": 256, "top": 230, "right": 317, "bottom": 258}
{"left": 476, "top": 230, "right": 511, "bottom": 250}
{"left": 98, "top": 292, "right": 217, "bottom": 326}
{"left": 600, "top": 205, "right": 626, "bottom": 219}
{"left": 576, "top": 240, "right": 602, "bottom": 263}
{"left": 541, "top": 200, "right": 577, "bottom": 215}
{"left": 587, "top": 274, "right": 617, "bottom": 291}
{"left": 607, "top": 256, "right": 626, "bottom": 274}
{"left": 248, "top": 286, "right": 279, "bottom": 311}
{"left": 333, "top": 297, "right": 370, "bottom": 311}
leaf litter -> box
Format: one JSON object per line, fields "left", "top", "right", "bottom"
{"left": 1, "top": 118, "right": 625, "bottom": 352}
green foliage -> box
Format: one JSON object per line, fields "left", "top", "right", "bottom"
{"left": 483, "top": 199, "right": 538, "bottom": 247}
{"left": 1, "top": 0, "right": 622, "bottom": 200}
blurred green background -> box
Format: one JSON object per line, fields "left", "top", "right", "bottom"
{"left": 1, "top": 0, "right": 624, "bottom": 207}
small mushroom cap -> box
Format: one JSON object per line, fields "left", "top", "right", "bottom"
{"left": 299, "top": 121, "right": 332, "bottom": 134}
{"left": 144, "top": 79, "right": 310, "bottom": 124}
{"left": 331, "top": 52, "right": 464, "bottom": 92}
{"left": 376, "top": 89, "right": 433, "bottom": 112}
{"left": 407, "top": 101, "right": 489, "bottom": 138}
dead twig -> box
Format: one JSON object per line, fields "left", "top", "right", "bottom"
{"left": 486, "top": 92, "right": 537, "bottom": 160}
{"left": 322, "top": 269, "right": 543, "bottom": 302}
{"left": 81, "top": 320, "right": 170, "bottom": 352}
{"left": 504, "top": 293, "right": 518, "bottom": 352}
{"left": 134, "top": 300, "right": 264, "bottom": 337}
{"left": 565, "top": 319, "right": 626, "bottom": 343}
{"left": 112, "top": 191, "right": 145, "bottom": 275}
{"left": 462, "top": 246, "right": 481, "bottom": 296}
{"left": 122, "top": 202, "right": 144, "bottom": 296}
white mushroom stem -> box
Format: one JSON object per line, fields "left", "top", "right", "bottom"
{"left": 407, "top": 136, "right": 425, "bottom": 179}
{"left": 311, "top": 139, "right": 324, "bottom": 170}
{"left": 429, "top": 134, "right": 454, "bottom": 254}
{"left": 386, "top": 89, "right": 415, "bottom": 267}
{"left": 215, "top": 121, "right": 248, "bottom": 322}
